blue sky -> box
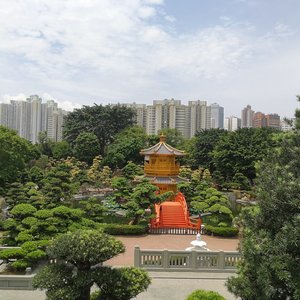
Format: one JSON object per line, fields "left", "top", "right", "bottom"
{"left": 0, "top": 0, "right": 299, "bottom": 117}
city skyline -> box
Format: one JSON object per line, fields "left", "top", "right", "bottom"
{"left": 0, "top": 94, "right": 286, "bottom": 119}
{"left": 0, "top": 1, "right": 299, "bottom": 118}
{"left": 0, "top": 95, "right": 67, "bottom": 143}
{"left": 0, "top": 95, "right": 288, "bottom": 143}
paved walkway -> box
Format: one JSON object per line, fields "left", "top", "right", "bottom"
{"left": 0, "top": 234, "right": 239, "bottom": 300}
{"left": 0, "top": 272, "right": 237, "bottom": 300}
{"left": 105, "top": 234, "right": 239, "bottom": 266}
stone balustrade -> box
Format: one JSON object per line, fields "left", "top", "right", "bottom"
{"left": 134, "top": 247, "right": 241, "bottom": 272}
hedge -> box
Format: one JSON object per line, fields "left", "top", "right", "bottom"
{"left": 204, "top": 225, "right": 238, "bottom": 237}
{"left": 98, "top": 224, "right": 148, "bottom": 235}
{"left": 186, "top": 289, "right": 226, "bottom": 300}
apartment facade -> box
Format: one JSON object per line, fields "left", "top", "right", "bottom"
{"left": 241, "top": 105, "right": 254, "bottom": 128}
{"left": 225, "top": 116, "right": 241, "bottom": 131}
{"left": 0, "top": 95, "right": 67, "bottom": 143}
{"left": 127, "top": 99, "right": 223, "bottom": 138}
{"left": 210, "top": 103, "right": 224, "bottom": 129}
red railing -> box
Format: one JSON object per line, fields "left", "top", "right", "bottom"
{"left": 150, "top": 192, "right": 201, "bottom": 232}
{"left": 175, "top": 192, "right": 200, "bottom": 230}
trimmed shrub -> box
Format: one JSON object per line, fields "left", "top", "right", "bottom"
{"left": 93, "top": 267, "right": 151, "bottom": 300}
{"left": 34, "top": 209, "right": 53, "bottom": 219}
{"left": 98, "top": 224, "right": 148, "bottom": 235}
{"left": 25, "top": 249, "right": 47, "bottom": 262}
{"left": 186, "top": 289, "right": 226, "bottom": 300}
{"left": 10, "top": 204, "right": 37, "bottom": 219}
{"left": 10, "top": 259, "right": 29, "bottom": 270}
{"left": 16, "top": 232, "right": 34, "bottom": 243}
{"left": 204, "top": 225, "right": 238, "bottom": 237}
{"left": 0, "top": 248, "right": 25, "bottom": 260}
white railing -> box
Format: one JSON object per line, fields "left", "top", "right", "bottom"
{"left": 148, "top": 227, "right": 199, "bottom": 235}
{"left": 134, "top": 247, "right": 241, "bottom": 272}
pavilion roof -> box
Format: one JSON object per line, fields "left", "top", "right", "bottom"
{"left": 140, "top": 135, "right": 185, "bottom": 156}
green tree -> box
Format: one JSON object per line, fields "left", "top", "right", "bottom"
{"left": 40, "top": 161, "right": 77, "bottom": 207}
{"left": 33, "top": 230, "right": 150, "bottom": 300}
{"left": 79, "top": 197, "right": 105, "bottom": 223}
{"left": 122, "top": 161, "right": 143, "bottom": 180}
{"left": 102, "top": 126, "right": 147, "bottom": 169}
{"left": 231, "top": 172, "right": 251, "bottom": 190}
{"left": 190, "top": 186, "right": 233, "bottom": 227}
{"left": 212, "top": 128, "right": 277, "bottom": 182}
{"left": 226, "top": 130, "right": 300, "bottom": 298}
{"left": 125, "top": 179, "right": 172, "bottom": 225}
{"left": 6, "top": 182, "right": 45, "bottom": 209}
{"left": 74, "top": 132, "right": 100, "bottom": 164}
{"left": 38, "top": 132, "right": 53, "bottom": 157}
{"left": 87, "top": 156, "right": 112, "bottom": 188}
{"left": 92, "top": 267, "right": 151, "bottom": 300}
{"left": 0, "top": 126, "right": 39, "bottom": 192}
{"left": 186, "top": 289, "right": 226, "bottom": 300}
{"left": 51, "top": 141, "right": 72, "bottom": 159}
{"left": 63, "top": 104, "right": 135, "bottom": 156}
{"left": 187, "top": 129, "right": 228, "bottom": 170}
{"left": 158, "top": 128, "right": 186, "bottom": 149}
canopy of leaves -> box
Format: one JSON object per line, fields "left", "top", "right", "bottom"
{"left": 93, "top": 267, "right": 151, "bottom": 300}
{"left": 187, "top": 129, "right": 228, "bottom": 170}
{"left": 74, "top": 132, "right": 100, "bottom": 164}
{"left": 46, "top": 229, "right": 125, "bottom": 265}
{"left": 125, "top": 179, "right": 172, "bottom": 225}
{"left": 212, "top": 127, "right": 278, "bottom": 181}
{"left": 102, "top": 126, "right": 147, "bottom": 169}
{"left": 158, "top": 128, "right": 186, "bottom": 149}
{"left": 0, "top": 126, "right": 39, "bottom": 191}
{"left": 227, "top": 130, "right": 300, "bottom": 299}
{"left": 51, "top": 141, "right": 72, "bottom": 160}
{"left": 190, "top": 185, "right": 233, "bottom": 227}
{"left": 63, "top": 104, "right": 136, "bottom": 156}
{"left": 33, "top": 230, "right": 150, "bottom": 300}
{"left": 40, "top": 161, "right": 78, "bottom": 207}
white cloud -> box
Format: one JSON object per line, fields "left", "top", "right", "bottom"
{"left": 0, "top": 1, "right": 296, "bottom": 116}
{"left": 2, "top": 94, "right": 27, "bottom": 103}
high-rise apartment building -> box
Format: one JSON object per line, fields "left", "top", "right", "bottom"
{"left": 241, "top": 105, "right": 254, "bottom": 128}
{"left": 123, "top": 103, "right": 147, "bottom": 129}
{"left": 131, "top": 99, "right": 223, "bottom": 138}
{"left": 265, "top": 114, "right": 280, "bottom": 130}
{"left": 0, "top": 95, "right": 67, "bottom": 143}
{"left": 188, "top": 100, "right": 210, "bottom": 137}
{"left": 225, "top": 116, "right": 241, "bottom": 131}
{"left": 253, "top": 112, "right": 281, "bottom": 130}
{"left": 145, "top": 99, "right": 187, "bottom": 136}
{"left": 209, "top": 103, "right": 224, "bottom": 129}
{"left": 253, "top": 112, "right": 266, "bottom": 128}
{"left": 28, "top": 95, "right": 42, "bottom": 144}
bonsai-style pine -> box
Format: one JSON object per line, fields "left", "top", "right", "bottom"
{"left": 33, "top": 230, "right": 150, "bottom": 300}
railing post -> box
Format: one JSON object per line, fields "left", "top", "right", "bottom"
{"left": 162, "top": 249, "right": 169, "bottom": 269}
{"left": 191, "top": 250, "right": 197, "bottom": 270}
{"left": 217, "top": 251, "right": 225, "bottom": 269}
{"left": 134, "top": 246, "right": 140, "bottom": 267}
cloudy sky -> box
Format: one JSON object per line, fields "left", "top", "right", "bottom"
{"left": 0, "top": 0, "right": 299, "bottom": 117}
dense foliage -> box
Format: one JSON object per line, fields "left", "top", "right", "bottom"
{"left": 186, "top": 289, "right": 226, "bottom": 300}
{"left": 226, "top": 122, "right": 300, "bottom": 298}
{"left": 102, "top": 126, "right": 147, "bottom": 169}
{"left": 188, "top": 129, "right": 227, "bottom": 170}
{"left": 33, "top": 230, "right": 150, "bottom": 300}
{"left": 0, "top": 126, "right": 39, "bottom": 192}
{"left": 63, "top": 104, "right": 136, "bottom": 156}
{"left": 212, "top": 127, "right": 277, "bottom": 182}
